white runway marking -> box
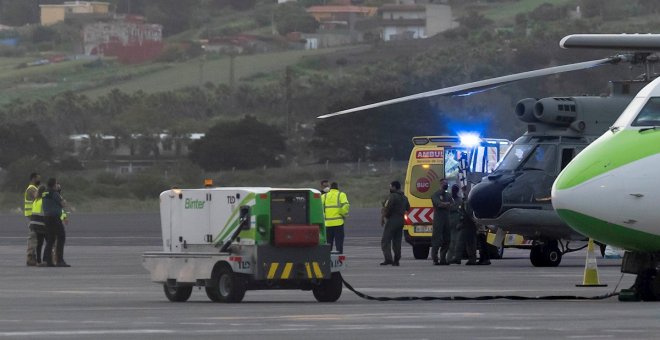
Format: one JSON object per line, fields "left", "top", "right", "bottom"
{"left": 0, "top": 330, "right": 174, "bottom": 337}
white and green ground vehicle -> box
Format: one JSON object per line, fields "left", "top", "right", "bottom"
{"left": 142, "top": 187, "right": 345, "bottom": 303}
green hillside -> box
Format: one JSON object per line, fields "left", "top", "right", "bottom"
{"left": 83, "top": 48, "right": 351, "bottom": 97}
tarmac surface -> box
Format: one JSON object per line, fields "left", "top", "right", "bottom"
{"left": 0, "top": 209, "right": 658, "bottom": 339}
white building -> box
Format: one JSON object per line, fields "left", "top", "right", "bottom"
{"left": 380, "top": 3, "right": 455, "bottom": 41}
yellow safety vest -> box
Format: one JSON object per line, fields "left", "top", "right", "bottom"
{"left": 24, "top": 184, "right": 37, "bottom": 217}
{"left": 322, "top": 189, "right": 349, "bottom": 227}
{"left": 30, "top": 196, "right": 45, "bottom": 226}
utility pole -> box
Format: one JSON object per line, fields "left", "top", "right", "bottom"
{"left": 229, "top": 52, "right": 236, "bottom": 91}
{"left": 198, "top": 54, "right": 205, "bottom": 86}
{"left": 285, "top": 66, "right": 292, "bottom": 136}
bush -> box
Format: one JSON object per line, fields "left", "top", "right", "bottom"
{"left": 95, "top": 172, "right": 127, "bottom": 186}
{"left": 2, "top": 157, "right": 49, "bottom": 191}
{"left": 31, "top": 26, "right": 57, "bottom": 44}
{"left": 189, "top": 116, "right": 286, "bottom": 171}
{"left": 55, "top": 156, "right": 84, "bottom": 171}
{"left": 0, "top": 45, "right": 26, "bottom": 57}
{"left": 127, "top": 173, "right": 170, "bottom": 200}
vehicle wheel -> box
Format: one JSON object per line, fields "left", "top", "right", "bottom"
{"left": 543, "top": 244, "right": 562, "bottom": 267}
{"left": 412, "top": 245, "right": 430, "bottom": 260}
{"left": 530, "top": 245, "right": 545, "bottom": 267}
{"left": 206, "top": 264, "right": 246, "bottom": 303}
{"left": 163, "top": 282, "right": 193, "bottom": 302}
{"left": 312, "top": 272, "right": 343, "bottom": 302}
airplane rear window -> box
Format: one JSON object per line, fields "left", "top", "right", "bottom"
{"left": 632, "top": 97, "right": 660, "bottom": 126}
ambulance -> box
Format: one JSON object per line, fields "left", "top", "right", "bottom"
{"left": 404, "top": 135, "right": 526, "bottom": 259}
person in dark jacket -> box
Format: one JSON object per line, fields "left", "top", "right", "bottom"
{"left": 456, "top": 185, "right": 479, "bottom": 265}
{"left": 380, "top": 181, "right": 410, "bottom": 266}
{"left": 430, "top": 179, "right": 453, "bottom": 265}
{"left": 41, "top": 178, "right": 70, "bottom": 267}
{"left": 447, "top": 184, "right": 462, "bottom": 264}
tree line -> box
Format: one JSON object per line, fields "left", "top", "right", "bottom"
{"left": 3, "top": 0, "right": 660, "bottom": 178}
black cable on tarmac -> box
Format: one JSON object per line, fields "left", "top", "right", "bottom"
{"left": 341, "top": 277, "right": 619, "bottom": 301}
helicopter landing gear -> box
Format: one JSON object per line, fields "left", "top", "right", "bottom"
{"left": 530, "top": 240, "right": 562, "bottom": 267}
{"left": 620, "top": 251, "right": 660, "bottom": 301}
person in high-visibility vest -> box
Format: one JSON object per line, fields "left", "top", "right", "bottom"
{"left": 322, "top": 182, "right": 349, "bottom": 253}
{"left": 24, "top": 172, "right": 41, "bottom": 266}
{"left": 29, "top": 186, "right": 50, "bottom": 265}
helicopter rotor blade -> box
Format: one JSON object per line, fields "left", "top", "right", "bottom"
{"left": 318, "top": 56, "right": 622, "bottom": 119}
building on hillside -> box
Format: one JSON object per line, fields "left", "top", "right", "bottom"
{"left": 40, "top": 1, "right": 111, "bottom": 26}
{"left": 307, "top": 5, "right": 377, "bottom": 28}
{"left": 379, "top": 2, "right": 455, "bottom": 41}
{"left": 83, "top": 16, "right": 163, "bottom": 64}
{"left": 68, "top": 133, "right": 204, "bottom": 162}
{"left": 304, "top": 5, "right": 377, "bottom": 47}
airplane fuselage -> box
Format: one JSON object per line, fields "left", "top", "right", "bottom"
{"left": 553, "top": 77, "right": 660, "bottom": 252}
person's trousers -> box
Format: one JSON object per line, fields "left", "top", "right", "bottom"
{"left": 44, "top": 216, "right": 65, "bottom": 265}
{"left": 431, "top": 223, "right": 451, "bottom": 263}
{"left": 36, "top": 232, "right": 45, "bottom": 263}
{"left": 448, "top": 226, "right": 461, "bottom": 261}
{"left": 381, "top": 224, "right": 403, "bottom": 263}
{"left": 53, "top": 220, "right": 66, "bottom": 264}
{"left": 42, "top": 219, "right": 57, "bottom": 266}
{"left": 27, "top": 220, "right": 37, "bottom": 263}
{"left": 461, "top": 224, "right": 478, "bottom": 263}
{"left": 477, "top": 233, "right": 490, "bottom": 262}
{"left": 326, "top": 225, "right": 344, "bottom": 253}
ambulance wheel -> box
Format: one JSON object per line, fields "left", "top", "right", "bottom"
{"left": 163, "top": 283, "right": 192, "bottom": 302}
{"left": 206, "top": 264, "right": 246, "bottom": 303}
{"left": 412, "top": 245, "right": 429, "bottom": 260}
{"left": 313, "top": 272, "right": 343, "bottom": 302}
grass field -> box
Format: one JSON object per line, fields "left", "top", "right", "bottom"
{"left": 483, "top": 0, "right": 578, "bottom": 23}
{"left": 0, "top": 57, "right": 169, "bottom": 104}
{"left": 0, "top": 47, "right": 351, "bottom": 104}
{"left": 82, "top": 48, "right": 351, "bottom": 97}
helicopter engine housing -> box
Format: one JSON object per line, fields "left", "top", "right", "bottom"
{"left": 515, "top": 98, "right": 539, "bottom": 123}
{"left": 533, "top": 97, "right": 578, "bottom": 126}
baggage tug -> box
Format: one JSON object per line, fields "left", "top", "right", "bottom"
{"left": 142, "top": 187, "right": 345, "bottom": 303}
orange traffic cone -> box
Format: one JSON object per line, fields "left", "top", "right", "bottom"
{"left": 576, "top": 238, "right": 607, "bottom": 287}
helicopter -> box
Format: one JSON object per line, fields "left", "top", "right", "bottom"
{"left": 552, "top": 72, "right": 660, "bottom": 301}
{"left": 318, "top": 34, "right": 660, "bottom": 267}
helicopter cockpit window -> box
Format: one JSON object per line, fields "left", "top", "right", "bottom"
{"left": 494, "top": 144, "right": 534, "bottom": 171}
{"left": 521, "top": 144, "right": 557, "bottom": 172}
{"left": 631, "top": 97, "right": 660, "bottom": 126}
